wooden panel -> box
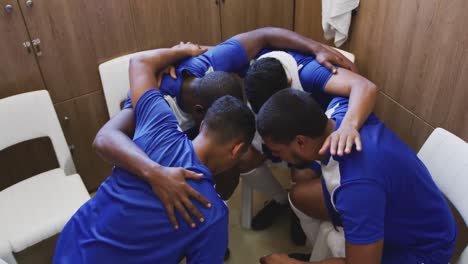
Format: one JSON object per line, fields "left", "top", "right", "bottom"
{"left": 294, "top": 0, "right": 333, "bottom": 46}
{"left": 54, "top": 91, "right": 112, "bottom": 192}
{"left": 374, "top": 92, "right": 434, "bottom": 151}
{"left": 0, "top": 137, "right": 58, "bottom": 191}
{"left": 0, "top": 0, "right": 45, "bottom": 99}
{"left": 348, "top": 0, "right": 468, "bottom": 142}
{"left": 220, "top": 0, "right": 294, "bottom": 40}
{"left": 81, "top": 0, "right": 138, "bottom": 63}
{"left": 19, "top": 0, "right": 136, "bottom": 102}
{"left": 131, "top": 0, "right": 221, "bottom": 50}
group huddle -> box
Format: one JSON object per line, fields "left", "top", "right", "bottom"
{"left": 53, "top": 28, "right": 457, "bottom": 264}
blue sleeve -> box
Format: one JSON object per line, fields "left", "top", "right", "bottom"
{"left": 334, "top": 181, "right": 385, "bottom": 245}
{"left": 299, "top": 59, "right": 334, "bottom": 93}
{"left": 186, "top": 216, "right": 228, "bottom": 264}
{"left": 133, "top": 89, "right": 179, "bottom": 140}
{"left": 122, "top": 92, "right": 132, "bottom": 109}
{"left": 181, "top": 39, "right": 250, "bottom": 77}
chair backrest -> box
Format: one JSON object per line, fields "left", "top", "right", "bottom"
{"left": 333, "top": 48, "right": 355, "bottom": 63}
{"left": 99, "top": 51, "right": 146, "bottom": 118}
{"left": 417, "top": 128, "right": 468, "bottom": 263}
{"left": 0, "top": 90, "right": 76, "bottom": 175}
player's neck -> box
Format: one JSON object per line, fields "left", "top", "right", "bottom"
{"left": 180, "top": 77, "right": 202, "bottom": 113}
{"left": 192, "top": 134, "right": 221, "bottom": 175}
{"left": 317, "top": 119, "right": 336, "bottom": 161}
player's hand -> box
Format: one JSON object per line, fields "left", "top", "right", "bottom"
{"left": 147, "top": 166, "right": 211, "bottom": 229}
{"left": 155, "top": 65, "right": 177, "bottom": 88}
{"left": 260, "top": 253, "right": 296, "bottom": 264}
{"left": 173, "top": 41, "right": 208, "bottom": 57}
{"left": 319, "top": 124, "right": 362, "bottom": 156}
{"left": 315, "top": 44, "right": 358, "bottom": 74}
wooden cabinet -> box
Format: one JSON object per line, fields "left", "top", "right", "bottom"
{"left": 1, "top": 0, "right": 297, "bottom": 192}
{"left": 220, "top": 0, "right": 294, "bottom": 39}
{"left": 54, "top": 91, "right": 112, "bottom": 191}
{"left": 294, "top": 0, "right": 333, "bottom": 45}
{"left": 18, "top": 0, "right": 137, "bottom": 103}
{"left": 131, "top": 0, "right": 222, "bottom": 50}
{"left": 0, "top": 0, "right": 45, "bottom": 99}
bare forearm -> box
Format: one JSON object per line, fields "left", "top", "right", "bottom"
{"left": 235, "top": 27, "right": 324, "bottom": 60}
{"left": 129, "top": 48, "right": 191, "bottom": 107}
{"left": 260, "top": 27, "right": 323, "bottom": 54}
{"left": 340, "top": 80, "right": 378, "bottom": 130}
{"left": 93, "top": 130, "right": 161, "bottom": 182}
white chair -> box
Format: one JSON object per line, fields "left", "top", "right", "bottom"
{"left": 310, "top": 128, "right": 468, "bottom": 262}
{"left": 0, "top": 90, "right": 90, "bottom": 264}
{"left": 99, "top": 52, "right": 147, "bottom": 118}
{"left": 417, "top": 128, "right": 468, "bottom": 264}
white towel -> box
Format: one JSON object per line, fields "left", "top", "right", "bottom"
{"left": 257, "top": 51, "right": 304, "bottom": 91}
{"left": 322, "top": 0, "right": 359, "bottom": 47}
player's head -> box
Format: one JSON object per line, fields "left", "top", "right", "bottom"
{"left": 244, "top": 57, "right": 289, "bottom": 113}
{"left": 200, "top": 95, "right": 255, "bottom": 173}
{"left": 190, "top": 71, "right": 243, "bottom": 125}
{"left": 257, "top": 89, "right": 328, "bottom": 166}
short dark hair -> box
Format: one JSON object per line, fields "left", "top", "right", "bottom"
{"left": 244, "top": 58, "right": 288, "bottom": 113}
{"left": 257, "top": 89, "right": 328, "bottom": 144}
{"left": 204, "top": 95, "right": 255, "bottom": 145}
{"left": 194, "top": 71, "right": 243, "bottom": 107}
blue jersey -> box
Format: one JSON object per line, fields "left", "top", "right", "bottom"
{"left": 54, "top": 90, "right": 228, "bottom": 264}
{"left": 123, "top": 39, "right": 335, "bottom": 111}
{"left": 322, "top": 97, "right": 457, "bottom": 263}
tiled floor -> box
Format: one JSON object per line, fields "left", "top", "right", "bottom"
{"left": 180, "top": 166, "right": 310, "bottom": 264}
{"left": 224, "top": 166, "right": 310, "bottom": 264}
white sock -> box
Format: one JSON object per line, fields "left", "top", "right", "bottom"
{"left": 240, "top": 163, "right": 288, "bottom": 204}
{"left": 288, "top": 194, "right": 321, "bottom": 245}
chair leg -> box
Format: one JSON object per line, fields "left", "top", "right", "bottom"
{"left": 240, "top": 179, "right": 253, "bottom": 229}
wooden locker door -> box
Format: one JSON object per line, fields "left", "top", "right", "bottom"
{"left": 295, "top": 0, "right": 334, "bottom": 46}
{"left": 18, "top": 0, "right": 137, "bottom": 103}
{"left": 54, "top": 91, "right": 112, "bottom": 192}
{"left": 131, "top": 0, "right": 221, "bottom": 50}
{"left": 220, "top": 0, "right": 294, "bottom": 40}
{"left": 0, "top": 0, "right": 45, "bottom": 99}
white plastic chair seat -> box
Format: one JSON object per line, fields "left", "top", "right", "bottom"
{"left": 0, "top": 168, "right": 89, "bottom": 253}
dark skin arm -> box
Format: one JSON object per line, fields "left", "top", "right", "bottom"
{"left": 94, "top": 44, "right": 208, "bottom": 230}
{"left": 233, "top": 27, "right": 357, "bottom": 73}
{"left": 319, "top": 68, "right": 379, "bottom": 156}
{"left": 260, "top": 240, "right": 383, "bottom": 264}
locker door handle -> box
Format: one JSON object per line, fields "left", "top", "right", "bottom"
{"left": 4, "top": 4, "right": 13, "bottom": 14}
{"left": 32, "top": 38, "right": 42, "bottom": 56}
{"left": 25, "top": 0, "right": 33, "bottom": 8}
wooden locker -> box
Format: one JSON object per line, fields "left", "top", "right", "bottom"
{"left": 131, "top": 0, "right": 221, "bottom": 50}
{"left": 54, "top": 90, "right": 112, "bottom": 192}
{"left": 220, "top": 0, "right": 294, "bottom": 40}
{"left": 0, "top": 0, "right": 45, "bottom": 99}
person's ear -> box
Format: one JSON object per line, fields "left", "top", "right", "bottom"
{"left": 231, "top": 142, "right": 247, "bottom": 159}
{"left": 295, "top": 135, "right": 306, "bottom": 149}
{"left": 287, "top": 77, "right": 292, "bottom": 87}
{"left": 192, "top": 104, "right": 206, "bottom": 123}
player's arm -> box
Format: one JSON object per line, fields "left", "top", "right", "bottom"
{"left": 129, "top": 44, "right": 207, "bottom": 107}
{"left": 233, "top": 27, "right": 357, "bottom": 73}
{"left": 318, "top": 68, "right": 378, "bottom": 156}
{"left": 92, "top": 44, "right": 210, "bottom": 229}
